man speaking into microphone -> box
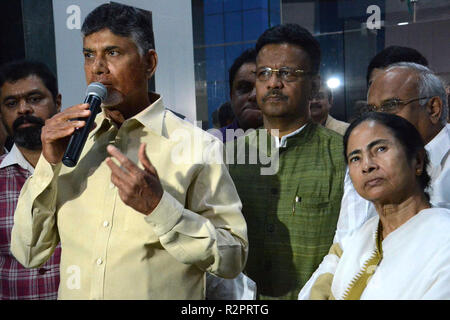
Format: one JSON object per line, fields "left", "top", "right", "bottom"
{"left": 11, "top": 2, "right": 247, "bottom": 300}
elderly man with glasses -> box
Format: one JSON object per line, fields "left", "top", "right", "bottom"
{"left": 227, "top": 23, "right": 348, "bottom": 300}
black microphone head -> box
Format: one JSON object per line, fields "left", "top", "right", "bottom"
{"left": 85, "top": 82, "right": 107, "bottom": 102}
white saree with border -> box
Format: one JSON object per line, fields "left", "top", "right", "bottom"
{"left": 303, "top": 207, "right": 450, "bottom": 300}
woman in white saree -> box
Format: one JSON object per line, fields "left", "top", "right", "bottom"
{"left": 305, "top": 112, "right": 450, "bottom": 300}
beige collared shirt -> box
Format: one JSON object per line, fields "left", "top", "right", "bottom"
{"left": 324, "top": 115, "right": 350, "bottom": 136}
{"left": 11, "top": 95, "right": 248, "bottom": 300}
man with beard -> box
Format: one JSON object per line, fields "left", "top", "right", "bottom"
{"left": 0, "top": 60, "right": 61, "bottom": 299}
{"left": 218, "top": 48, "right": 263, "bottom": 142}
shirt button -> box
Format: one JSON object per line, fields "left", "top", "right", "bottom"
{"left": 103, "top": 221, "right": 110, "bottom": 228}
{"left": 109, "top": 183, "right": 115, "bottom": 189}
{"left": 266, "top": 224, "right": 275, "bottom": 232}
{"left": 96, "top": 258, "right": 103, "bottom": 265}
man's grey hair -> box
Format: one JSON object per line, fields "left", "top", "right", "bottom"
{"left": 385, "top": 62, "right": 448, "bottom": 125}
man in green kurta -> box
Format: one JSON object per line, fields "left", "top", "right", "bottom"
{"left": 227, "top": 24, "right": 346, "bottom": 300}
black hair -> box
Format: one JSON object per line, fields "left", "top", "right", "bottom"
{"left": 217, "top": 101, "right": 235, "bottom": 127}
{"left": 0, "top": 60, "right": 58, "bottom": 101}
{"left": 343, "top": 112, "right": 431, "bottom": 198}
{"left": 255, "top": 23, "right": 321, "bottom": 75}
{"left": 81, "top": 2, "right": 154, "bottom": 55}
{"left": 366, "top": 46, "right": 428, "bottom": 85}
{"left": 228, "top": 48, "right": 257, "bottom": 93}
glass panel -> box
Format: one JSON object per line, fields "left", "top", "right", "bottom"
{"left": 192, "top": 0, "right": 281, "bottom": 129}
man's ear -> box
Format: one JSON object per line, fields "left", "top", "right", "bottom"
{"left": 144, "top": 49, "right": 158, "bottom": 79}
{"left": 415, "top": 149, "right": 426, "bottom": 175}
{"left": 426, "top": 96, "right": 443, "bottom": 125}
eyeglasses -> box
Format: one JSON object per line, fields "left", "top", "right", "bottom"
{"left": 366, "top": 96, "right": 432, "bottom": 113}
{"left": 255, "top": 67, "right": 311, "bottom": 82}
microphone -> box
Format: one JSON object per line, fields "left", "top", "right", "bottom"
{"left": 62, "top": 82, "right": 107, "bottom": 167}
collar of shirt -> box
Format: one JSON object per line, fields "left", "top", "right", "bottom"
{"left": 274, "top": 124, "right": 307, "bottom": 148}
{"left": 0, "top": 143, "right": 34, "bottom": 174}
{"left": 425, "top": 124, "right": 450, "bottom": 168}
{"left": 90, "top": 94, "right": 166, "bottom": 139}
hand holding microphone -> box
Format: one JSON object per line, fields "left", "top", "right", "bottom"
{"left": 41, "top": 83, "right": 107, "bottom": 166}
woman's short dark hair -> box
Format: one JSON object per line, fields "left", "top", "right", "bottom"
{"left": 255, "top": 23, "right": 321, "bottom": 75}
{"left": 81, "top": 2, "right": 154, "bottom": 56}
{"left": 343, "top": 112, "right": 431, "bottom": 198}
